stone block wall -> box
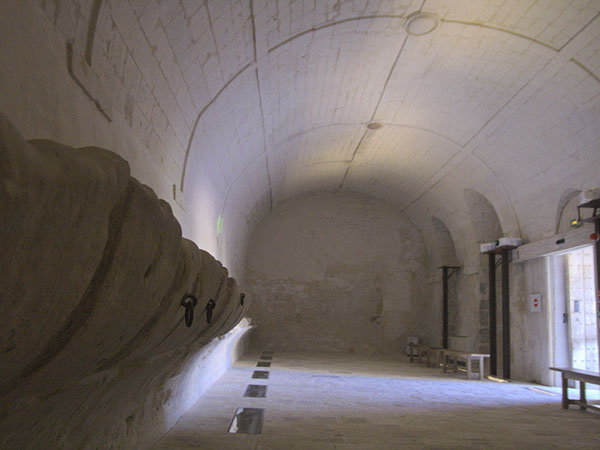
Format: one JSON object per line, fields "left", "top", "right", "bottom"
{"left": 245, "top": 192, "right": 430, "bottom": 354}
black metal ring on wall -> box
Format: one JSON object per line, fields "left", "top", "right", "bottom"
{"left": 240, "top": 293, "right": 245, "bottom": 306}
{"left": 206, "top": 299, "right": 216, "bottom": 323}
{"left": 181, "top": 294, "right": 198, "bottom": 327}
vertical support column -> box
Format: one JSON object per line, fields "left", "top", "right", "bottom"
{"left": 595, "top": 220, "right": 600, "bottom": 309}
{"left": 488, "top": 253, "right": 497, "bottom": 376}
{"left": 594, "top": 220, "right": 600, "bottom": 366}
{"left": 561, "top": 374, "right": 569, "bottom": 409}
{"left": 501, "top": 247, "right": 510, "bottom": 379}
{"left": 442, "top": 266, "right": 449, "bottom": 349}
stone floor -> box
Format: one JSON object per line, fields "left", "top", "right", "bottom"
{"left": 152, "top": 352, "right": 600, "bottom": 449}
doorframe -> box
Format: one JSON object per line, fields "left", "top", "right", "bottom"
{"left": 546, "top": 243, "right": 598, "bottom": 386}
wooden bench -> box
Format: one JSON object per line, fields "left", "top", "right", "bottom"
{"left": 407, "top": 343, "right": 429, "bottom": 363}
{"left": 442, "top": 350, "right": 490, "bottom": 380}
{"left": 549, "top": 367, "right": 600, "bottom": 412}
{"left": 426, "top": 347, "right": 444, "bottom": 369}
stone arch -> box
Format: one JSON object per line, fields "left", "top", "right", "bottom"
{"left": 431, "top": 216, "right": 459, "bottom": 346}
{"left": 555, "top": 189, "right": 581, "bottom": 234}
{"left": 431, "top": 216, "right": 458, "bottom": 267}
{"left": 463, "top": 188, "right": 503, "bottom": 353}
{"left": 464, "top": 188, "right": 503, "bottom": 243}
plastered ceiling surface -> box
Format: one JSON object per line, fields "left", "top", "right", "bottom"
{"left": 21, "top": 0, "right": 600, "bottom": 274}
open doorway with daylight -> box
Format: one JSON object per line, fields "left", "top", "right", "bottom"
{"left": 547, "top": 245, "right": 599, "bottom": 387}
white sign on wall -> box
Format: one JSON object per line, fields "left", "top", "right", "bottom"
{"left": 530, "top": 293, "right": 542, "bottom": 312}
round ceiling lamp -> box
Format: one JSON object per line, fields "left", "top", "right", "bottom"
{"left": 404, "top": 11, "right": 439, "bottom": 36}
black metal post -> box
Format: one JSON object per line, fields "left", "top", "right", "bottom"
{"left": 442, "top": 266, "right": 449, "bottom": 349}
{"left": 595, "top": 220, "right": 600, "bottom": 308}
{"left": 501, "top": 248, "right": 510, "bottom": 379}
{"left": 488, "top": 253, "right": 497, "bottom": 376}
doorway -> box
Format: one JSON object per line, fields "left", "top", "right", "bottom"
{"left": 548, "top": 245, "right": 599, "bottom": 386}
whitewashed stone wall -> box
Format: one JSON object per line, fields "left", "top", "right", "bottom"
{"left": 245, "top": 192, "right": 430, "bottom": 354}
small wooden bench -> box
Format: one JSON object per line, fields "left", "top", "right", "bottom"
{"left": 407, "top": 343, "right": 429, "bottom": 363}
{"left": 426, "top": 347, "right": 444, "bottom": 369}
{"left": 442, "top": 350, "right": 490, "bottom": 380}
{"left": 549, "top": 367, "right": 600, "bottom": 412}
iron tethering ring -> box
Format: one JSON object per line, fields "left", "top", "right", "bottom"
{"left": 206, "top": 299, "right": 216, "bottom": 323}
{"left": 181, "top": 294, "right": 198, "bottom": 327}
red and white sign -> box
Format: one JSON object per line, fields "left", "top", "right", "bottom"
{"left": 530, "top": 294, "right": 542, "bottom": 312}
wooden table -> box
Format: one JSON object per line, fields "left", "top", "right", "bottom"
{"left": 549, "top": 367, "right": 600, "bottom": 411}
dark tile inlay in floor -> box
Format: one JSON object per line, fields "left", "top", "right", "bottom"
{"left": 252, "top": 370, "right": 270, "bottom": 379}
{"left": 228, "top": 407, "right": 264, "bottom": 434}
{"left": 257, "top": 361, "right": 271, "bottom": 367}
{"left": 259, "top": 355, "right": 272, "bottom": 360}
{"left": 244, "top": 384, "right": 267, "bottom": 398}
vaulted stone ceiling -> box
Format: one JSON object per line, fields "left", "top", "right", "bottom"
{"left": 27, "top": 0, "right": 600, "bottom": 277}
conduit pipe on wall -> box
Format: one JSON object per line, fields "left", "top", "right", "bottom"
{"left": 501, "top": 247, "right": 511, "bottom": 380}
{"left": 575, "top": 191, "right": 600, "bottom": 314}
{"left": 439, "top": 266, "right": 460, "bottom": 349}
{"left": 488, "top": 254, "right": 497, "bottom": 376}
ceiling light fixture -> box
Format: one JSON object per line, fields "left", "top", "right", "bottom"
{"left": 367, "top": 122, "right": 382, "bottom": 130}
{"left": 404, "top": 11, "right": 439, "bottom": 36}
